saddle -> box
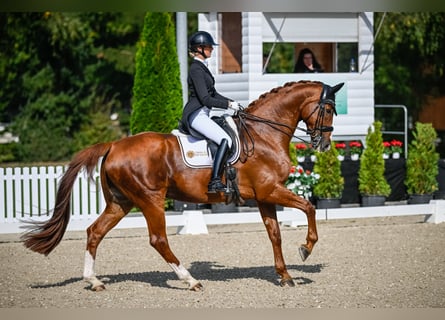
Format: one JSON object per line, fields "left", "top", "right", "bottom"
{"left": 172, "top": 115, "right": 243, "bottom": 205}
{"left": 173, "top": 115, "right": 240, "bottom": 169}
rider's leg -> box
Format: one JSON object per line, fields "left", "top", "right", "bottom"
{"left": 207, "top": 138, "right": 229, "bottom": 192}
{"left": 190, "top": 107, "right": 232, "bottom": 192}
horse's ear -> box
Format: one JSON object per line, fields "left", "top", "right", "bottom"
{"left": 332, "top": 82, "right": 344, "bottom": 94}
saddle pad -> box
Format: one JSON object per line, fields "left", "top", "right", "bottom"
{"left": 172, "top": 116, "right": 240, "bottom": 169}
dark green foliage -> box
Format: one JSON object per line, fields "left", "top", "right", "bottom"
{"left": 0, "top": 143, "right": 17, "bottom": 163}
{"left": 312, "top": 142, "right": 344, "bottom": 199}
{"left": 130, "top": 12, "right": 183, "bottom": 134}
{"left": 288, "top": 143, "right": 297, "bottom": 165}
{"left": 405, "top": 122, "right": 439, "bottom": 195}
{"left": 0, "top": 12, "right": 142, "bottom": 162}
{"left": 358, "top": 121, "right": 391, "bottom": 197}
{"left": 374, "top": 13, "right": 445, "bottom": 118}
{"left": 73, "top": 98, "right": 124, "bottom": 152}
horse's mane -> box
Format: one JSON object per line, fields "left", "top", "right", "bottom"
{"left": 245, "top": 80, "right": 323, "bottom": 111}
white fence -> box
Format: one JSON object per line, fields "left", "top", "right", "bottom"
{"left": 1, "top": 165, "right": 105, "bottom": 233}
{"left": 1, "top": 165, "right": 444, "bottom": 234}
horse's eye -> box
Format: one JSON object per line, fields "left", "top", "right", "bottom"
{"left": 326, "top": 109, "right": 333, "bottom": 115}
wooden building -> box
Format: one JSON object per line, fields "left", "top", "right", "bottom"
{"left": 197, "top": 12, "right": 375, "bottom": 142}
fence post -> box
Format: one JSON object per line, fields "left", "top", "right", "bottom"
{"left": 176, "top": 210, "right": 208, "bottom": 235}
{"left": 424, "top": 200, "right": 445, "bottom": 224}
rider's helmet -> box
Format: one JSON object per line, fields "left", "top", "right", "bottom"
{"left": 188, "top": 31, "right": 218, "bottom": 56}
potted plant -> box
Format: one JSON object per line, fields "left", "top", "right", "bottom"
{"left": 358, "top": 121, "right": 391, "bottom": 206}
{"left": 307, "top": 144, "right": 317, "bottom": 162}
{"left": 312, "top": 141, "right": 344, "bottom": 208}
{"left": 382, "top": 141, "right": 391, "bottom": 159}
{"left": 405, "top": 122, "right": 439, "bottom": 204}
{"left": 349, "top": 140, "right": 362, "bottom": 161}
{"left": 390, "top": 139, "right": 403, "bottom": 159}
{"left": 285, "top": 165, "right": 319, "bottom": 201}
{"left": 294, "top": 142, "right": 308, "bottom": 163}
{"left": 335, "top": 142, "right": 346, "bottom": 161}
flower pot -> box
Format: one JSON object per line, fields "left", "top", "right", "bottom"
{"left": 383, "top": 153, "right": 390, "bottom": 159}
{"left": 316, "top": 198, "right": 341, "bottom": 209}
{"left": 434, "top": 190, "right": 445, "bottom": 200}
{"left": 350, "top": 153, "right": 359, "bottom": 161}
{"left": 337, "top": 155, "right": 345, "bottom": 161}
{"left": 361, "top": 195, "right": 386, "bottom": 207}
{"left": 407, "top": 194, "right": 433, "bottom": 204}
{"left": 297, "top": 156, "right": 306, "bottom": 163}
{"left": 392, "top": 152, "right": 400, "bottom": 159}
{"left": 211, "top": 202, "right": 238, "bottom": 213}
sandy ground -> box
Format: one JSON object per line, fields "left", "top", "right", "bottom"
{"left": 0, "top": 215, "right": 444, "bottom": 308}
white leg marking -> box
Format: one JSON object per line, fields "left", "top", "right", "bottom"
{"left": 83, "top": 250, "right": 104, "bottom": 290}
{"left": 83, "top": 250, "right": 95, "bottom": 279}
{"left": 169, "top": 263, "right": 201, "bottom": 289}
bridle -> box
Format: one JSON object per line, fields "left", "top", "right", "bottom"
{"left": 302, "top": 84, "right": 337, "bottom": 149}
{"left": 235, "top": 84, "right": 337, "bottom": 161}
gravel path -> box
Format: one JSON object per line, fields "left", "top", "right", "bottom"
{"left": 1, "top": 215, "right": 444, "bottom": 308}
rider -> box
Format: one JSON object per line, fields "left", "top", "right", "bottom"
{"left": 180, "top": 30, "right": 241, "bottom": 193}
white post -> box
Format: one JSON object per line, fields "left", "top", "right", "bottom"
{"left": 425, "top": 200, "right": 445, "bottom": 224}
{"left": 177, "top": 210, "right": 209, "bottom": 235}
{"left": 176, "top": 12, "right": 188, "bottom": 107}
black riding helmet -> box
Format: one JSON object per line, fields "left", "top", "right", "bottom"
{"left": 189, "top": 31, "right": 218, "bottom": 58}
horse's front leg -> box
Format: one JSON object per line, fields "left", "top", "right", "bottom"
{"left": 261, "top": 185, "right": 318, "bottom": 262}
{"left": 257, "top": 202, "right": 295, "bottom": 287}
{"left": 140, "top": 202, "right": 203, "bottom": 291}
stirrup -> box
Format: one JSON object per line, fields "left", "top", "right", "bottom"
{"left": 207, "top": 178, "right": 227, "bottom": 193}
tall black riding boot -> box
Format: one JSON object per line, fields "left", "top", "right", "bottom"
{"left": 208, "top": 139, "right": 229, "bottom": 193}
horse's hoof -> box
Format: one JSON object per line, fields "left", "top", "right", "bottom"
{"left": 92, "top": 284, "right": 106, "bottom": 292}
{"left": 298, "top": 245, "right": 310, "bottom": 262}
{"left": 189, "top": 282, "right": 204, "bottom": 291}
{"left": 280, "top": 278, "right": 295, "bottom": 287}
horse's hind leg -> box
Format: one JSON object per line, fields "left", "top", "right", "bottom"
{"left": 140, "top": 200, "right": 203, "bottom": 291}
{"left": 257, "top": 202, "right": 295, "bottom": 287}
{"left": 83, "top": 202, "right": 130, "bottom": 291}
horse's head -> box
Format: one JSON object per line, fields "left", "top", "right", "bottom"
{"left": 302, "top": 82, "right": 344, "bottom": 152}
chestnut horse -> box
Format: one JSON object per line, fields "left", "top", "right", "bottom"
{"left": 21, "top": 80, "right": 344, "bottom": 291}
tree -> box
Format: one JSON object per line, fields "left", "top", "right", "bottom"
{"left": 0, "top": 12, "right": 143, "bottom": 162}
{"left": 374, "top": 13, "right": 445, "bottom": 119}
{"left": 130, "top": 12, "right": 183, "bottom": 134}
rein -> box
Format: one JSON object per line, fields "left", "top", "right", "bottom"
{"left": 235, "top": 85, "right": 337, "bottom": 161}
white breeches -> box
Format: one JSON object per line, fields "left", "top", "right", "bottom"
{"left": 190, "top": 107, "right": 233, "bottom": 148}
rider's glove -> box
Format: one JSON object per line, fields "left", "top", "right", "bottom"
{"left": 228, "top": 100, "right": 242, "bottom": 111}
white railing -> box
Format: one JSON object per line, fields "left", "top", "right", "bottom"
{"left": 1, "top": 165, "right": 444, "bottom": 234}
{"left": 1, "top": 165, "right": 104, "bottom": 230}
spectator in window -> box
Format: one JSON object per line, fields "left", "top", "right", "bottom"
{"left": 293, "top": 48, "right": 323, "bottom": 73}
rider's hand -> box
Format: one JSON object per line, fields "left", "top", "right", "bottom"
{"left": 228, "top": 100, "right": 242, "bottom": 111}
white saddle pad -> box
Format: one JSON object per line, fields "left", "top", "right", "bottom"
{"left": 172, "top": 116, "right": 240, "bottom": 169}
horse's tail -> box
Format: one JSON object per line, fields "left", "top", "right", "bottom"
{"left": 21, "top": 142, "right": 112, "bottom": 256}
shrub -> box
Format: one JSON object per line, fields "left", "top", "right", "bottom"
{"left": 358, "top": 121, "right": 391, "bottom": 197}
{"left": 312, "top": 141, "right": 344, "bottom": 199}
{"left": 405, "top": 122, "right": 439, "bottom": 195}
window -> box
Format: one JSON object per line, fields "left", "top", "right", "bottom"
{"left": 219, "top": 12, "right": 242, "bottom": 73}
{"left": 262, "top": 13, "right": 359, "bottom": 73}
